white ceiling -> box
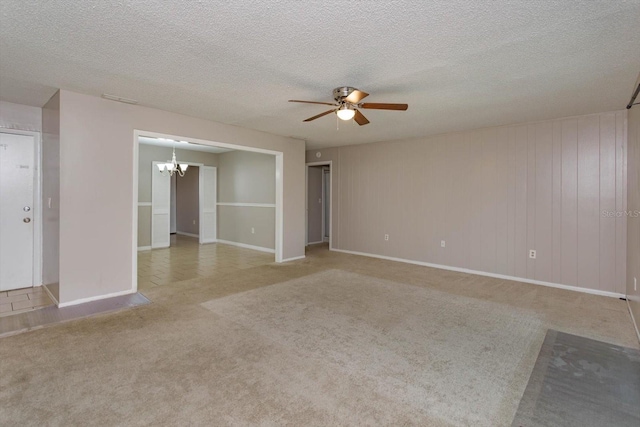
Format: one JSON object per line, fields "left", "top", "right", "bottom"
{"left": 138, "top": 136, "right": 231, "bottom": 154}
{"left": 1, "top": 1, "right": 639, "bottom": 149}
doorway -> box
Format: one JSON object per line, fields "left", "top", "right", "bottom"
{"left": 133, "top": 131, "right": 285, "bottom": 294}
{"left": 150, "top": 159, "right": 217, "bottom": 249}
{"left": 172, "top": 165, "right": 199, "bottom": 239}
{"left": 322, "top": 166, "right": 330, "bottom": 243}
{"left": 306, "top": 161, "right": 332, "bottom": 248}
{"left": 0, "top": 131, "right": 41, "bottom": 292}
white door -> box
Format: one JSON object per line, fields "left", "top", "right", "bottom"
{"left": 0, "top": 133, "right": 35, "bottom": 291}
{"left": 151, "top": 161, "right": 171, "bottom": 248}
{"left": 200, "top": 166, "right": 217, "bottom": 244}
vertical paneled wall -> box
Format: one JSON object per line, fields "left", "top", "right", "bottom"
{"left": 626, "top": 103, "right": 640, "bottom": 329}
{"left": 317, "top": 111, "right": 627, "bottom": 294}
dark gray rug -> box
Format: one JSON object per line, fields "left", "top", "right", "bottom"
{"left": 512, "top": 329, "right": 640, "bottom": 427}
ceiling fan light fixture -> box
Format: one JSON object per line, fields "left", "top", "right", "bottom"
{"left": 336, "top": 105, "right": 356, "bottom": 121}
{"left": 290, "top": 87, "right": 407, "bottom": 126}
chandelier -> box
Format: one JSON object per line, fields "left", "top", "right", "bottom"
{"left": 156, "top": 147, "right": 189, "bottom": 177}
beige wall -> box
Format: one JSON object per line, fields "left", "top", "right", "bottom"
{"left": 41, "top": 93, "right": 60, "bottom": 301}
{"left": 218, "top": 151, "right": 275, "bottom": 204}
{"left": 627, "top": 101, "right": 640, "bottom": 338}
{"left": 307, "top": 166, "right": 323, "bottom": 243}
{"left": 218, "top": 206, "right": 276, "bottom": 249}
{"left": 137, "top": 206, "right": 151, "bottom": 249}
{"left": 308, "top": 111, "right": 627, "bottom": 295}
{"left": 176, "top": 166, "right": 199, "bottom": 235}
{"left": 217, "top": 150, "right": 276, "bottom": 249}
{"left": 59, "top": 90, "right": 304, "bottom": 305}
{"left": 0, "top": 100, "right": 42, "bottom": 132}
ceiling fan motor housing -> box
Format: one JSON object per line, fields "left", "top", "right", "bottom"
{"left": 333, "top": 86, "right": 357, "bottom": 102}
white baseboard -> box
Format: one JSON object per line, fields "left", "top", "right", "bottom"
{"left": 282, "top": 255, "right": 305, "bottom": 262}
{"left": 331, "top": 248, "right": 625, "bottom": 299}
{"left": 216, "top": 239, "right": 275, "bottom": 254}
{"left": 42, "top": 283, "right": 59, "bottom": 306}
{"left": 307, "top": 241, "right": 324, "bottom": 245}
{"left": 58, "top": 289, "right": 136, "bottom": 308}
{"left": 176, "top": 231, "right": 199, "bottom": 238}
{"left": 628, "top": 299, "right": 640, "bottom": 344}
{"left": 137, "top": 246, "right": 151, "bottom": 251}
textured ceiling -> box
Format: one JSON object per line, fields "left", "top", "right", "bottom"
{"left": 1, "top": 1, "right": 639, "bottom": 149}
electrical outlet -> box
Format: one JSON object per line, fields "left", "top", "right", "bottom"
{"left": 192, "top": 219, "right": 196, "bottom": 225}
{"left": 384, "top": 234, "right": 389, "bottom": 241}
{"left": 529, "top": 249, "right": 536, "bottom": 259}
{"left": 318, "top": 198, "right": 322, "bottom": 204}
{"left": 251, "top": 227, "right": 255, "bottom": 234}
{"left": 441, "top": 240, "right": 446, "bottom": 248}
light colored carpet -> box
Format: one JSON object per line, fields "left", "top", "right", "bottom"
{"left": 202, "top": 269, "right": 544, "bottom": 426}
{"left": 1, "top": 243, "right": 637, "bottom": 426}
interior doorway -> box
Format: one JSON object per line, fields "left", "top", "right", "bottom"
{"left": 150, "top": 158, "right": 217, "bottom": 249}
{"left": 133, "top": 131, "right": 285, "bottom": 294}
{"left": 306, "top": 161, "right": 332, "bottom": 248}
{"left": 172, "top": 165, "right": 199, "bottom": 239}
{"left": 322, "top": 166, "right": 330, "bottom": 243}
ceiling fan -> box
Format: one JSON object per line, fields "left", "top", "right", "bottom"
{"left": 289, "top": 87, "right": 408, "bottom": 126}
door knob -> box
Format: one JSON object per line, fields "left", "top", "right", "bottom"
{"left": 24, "top": 206, "right": 31, "bottom": 212}
{"left": 23, "top": 218, "right": 31, "bottom": 223}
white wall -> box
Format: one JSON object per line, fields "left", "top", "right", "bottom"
{"left": 308, "top": 110, "right": 627, "bottom": 296}
{"left": 58, "top": 90, "right": 304, "bottom": 305}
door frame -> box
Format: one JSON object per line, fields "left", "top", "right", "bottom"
{"left": 0, "top": 129, "right": 42, "bottom": 287}
{"left": 198, "top": 165, "right": 217, "bottom": 244}
{"left": 164, "top": 161, "right": 206, "bottom": 240}
{"left": 152, "top": 161, "right": 215, "bottom": 246}
{"left": 322, "top": 166, "right": 330, "bottom": 243}
{"left": 150, "top": 160, "right": 171, "bottom": 249}
{"left": 133, "top": 130, "right": 284, "bottom": 293}
{"left": 305, "top": 161, "right": 332, "bottom": 249}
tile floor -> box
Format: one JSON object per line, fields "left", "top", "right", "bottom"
{"left": 137, "top": 234, "right": 274, "bottom": 290}
{"left": 0, "top": 235, "right": 272, "bottom": 319}
{"left": 0, "top": 286, "right": 54, "bottom": 317}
